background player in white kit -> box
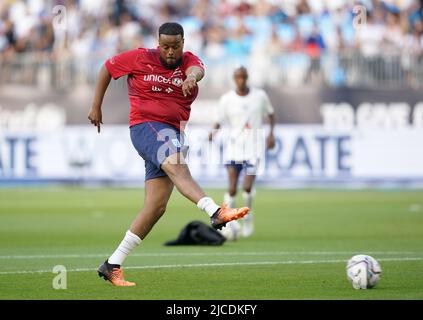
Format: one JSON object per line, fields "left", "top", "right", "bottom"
{"left": 209, "top": 66, "right": 275, "bottom": 238}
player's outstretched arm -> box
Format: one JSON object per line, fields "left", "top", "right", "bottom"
{"left": 88, "top": 65, "right": 112, "bottom": 133}
{"left": 266, "top": 113, "right": 276, "bottom": 149}
{"left": 182, "top": 66, "right": 204, "bottom": 97}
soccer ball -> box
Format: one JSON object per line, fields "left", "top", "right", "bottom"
{"left": 346, "top": 255, "right": 382, "bottom": 289}
{"left": 219, "top": 220, "right": 242, "bottom": 241}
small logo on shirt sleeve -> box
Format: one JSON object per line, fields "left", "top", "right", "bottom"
{"left": 172, "top": 78, "right": 183, "bottom": 87}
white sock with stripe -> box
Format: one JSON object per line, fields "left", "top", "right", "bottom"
{"left": 197, "top": 197, "right": 220, "bottom": 217}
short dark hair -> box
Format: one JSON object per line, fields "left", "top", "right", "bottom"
{"left": 159, "top": 22, "right": 184, "bottom": 38}
{"left": 234, "top": 66, "right": 248, "bottom": 73}
{"left": 234, "top": 66, "right": 248, "bottom": 77}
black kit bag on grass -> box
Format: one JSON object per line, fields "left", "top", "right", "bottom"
{"left": 164, "top": 221, "right": 226, "bottom": 246}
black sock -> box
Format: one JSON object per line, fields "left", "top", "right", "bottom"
{"left": 212, "top": 207, "right": 221, "bottom": 216}
{"left": 106, "top": 260, "right": 120, "bottom": 269}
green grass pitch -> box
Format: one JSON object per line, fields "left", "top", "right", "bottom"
{"left": 0, "top": 187, "right": 422, "bottom": 299}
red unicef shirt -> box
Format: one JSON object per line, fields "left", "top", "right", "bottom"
{"left": 104, "top": 48, "right": 205, "bottom": 130}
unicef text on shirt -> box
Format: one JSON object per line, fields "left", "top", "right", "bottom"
{"left": 143, "top": 75, "right": 183, "bottom": 87}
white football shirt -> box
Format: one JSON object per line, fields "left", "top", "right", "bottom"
{"left": 216, "top": 87, "right": 274, "bottom": 163}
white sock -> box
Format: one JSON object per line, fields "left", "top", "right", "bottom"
{"left": 224, "top": 192, "right": 236, "bottom": 208}
{"left": 242, "top": 190, "right": 254, "bottom": 210}
{"left": 108, "top": 230, "right": 142, "bottom": 266}
{"left": 242, "top": 191, "right": 254, "bottom": 222}
{"left": 197, "top": 197, "right": 220, "bottom": 217}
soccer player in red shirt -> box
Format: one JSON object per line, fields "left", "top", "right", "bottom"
{"left": 88, "top": 22, "right": 250, "bottom": 286}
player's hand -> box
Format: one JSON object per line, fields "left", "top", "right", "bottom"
{"left": 208, "top": 132, "right": 213, "bottom": 142}
{"left": 266, "top": 133, "right": 275, "bottom": 150}
{"left": 182, "top": 75, "right": 197, "bottom": 97}
{"left": 88, "top": 107, "right": 103, "bottom": 133}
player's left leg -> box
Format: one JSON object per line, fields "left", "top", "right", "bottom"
{"left": 161, "top": 153, "right": 250, "bottom": 230}
{"left": 161, "top": 152, "right": 206, "bottom": 204}
{"left": 98, "top": 176, "right": 174, "bottom": 286}
{"left": 241, "top": 172, "right": 256, "bottom": 238}
{"left": 219, "top": 164, "right": 243, "bottom": 240}
{"left": 224, "top": 164, "right": 241, "bottom": 208}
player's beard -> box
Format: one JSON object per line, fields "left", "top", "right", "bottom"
{"left": 159, "top": 56, "right": 183, "bottom": 69}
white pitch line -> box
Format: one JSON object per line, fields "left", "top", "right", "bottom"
{"left": 0, "top": 251, "right": 419, "bottom": 260}
{"left": 0, "top": 257, "right": 422, "bottom": 276}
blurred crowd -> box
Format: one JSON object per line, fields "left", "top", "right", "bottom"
{"left": 1, "top": 0, "right": 423, "bottom": 87}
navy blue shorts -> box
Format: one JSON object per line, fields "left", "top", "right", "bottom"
{"left": 130, "top": 122, "right": 188, "bottom": 180}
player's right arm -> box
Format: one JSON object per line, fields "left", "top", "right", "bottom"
{"left": 88, "top": 49, "right": 140, "bottom": 133}
{"left": 88, "top": 65, "right": 111, "bottom": 133}
{"left": 261, "top": 90, "right": 276, "bottom": 149}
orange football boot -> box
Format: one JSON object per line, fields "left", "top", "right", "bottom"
{"left": 97, "top": 260, "right": 136, "bottom": 287}
{"left": 211, "top": 203, "right": 250, "bottom": 230}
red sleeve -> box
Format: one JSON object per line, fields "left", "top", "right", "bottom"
{"left": 104, "top": 49, "right": 142, "bottom": 80}
{"left": 183, "top": 51, "right": 205, "bottom": 73}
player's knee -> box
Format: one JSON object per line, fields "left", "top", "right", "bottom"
{"left": 228, "top": 188, "right": 237, "bottom": 197}
{"left": 163, "top": 163, "right": 189, "bottom": 179}
{"left": 243, "top": 186, "right": 252, "bottom": 193}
